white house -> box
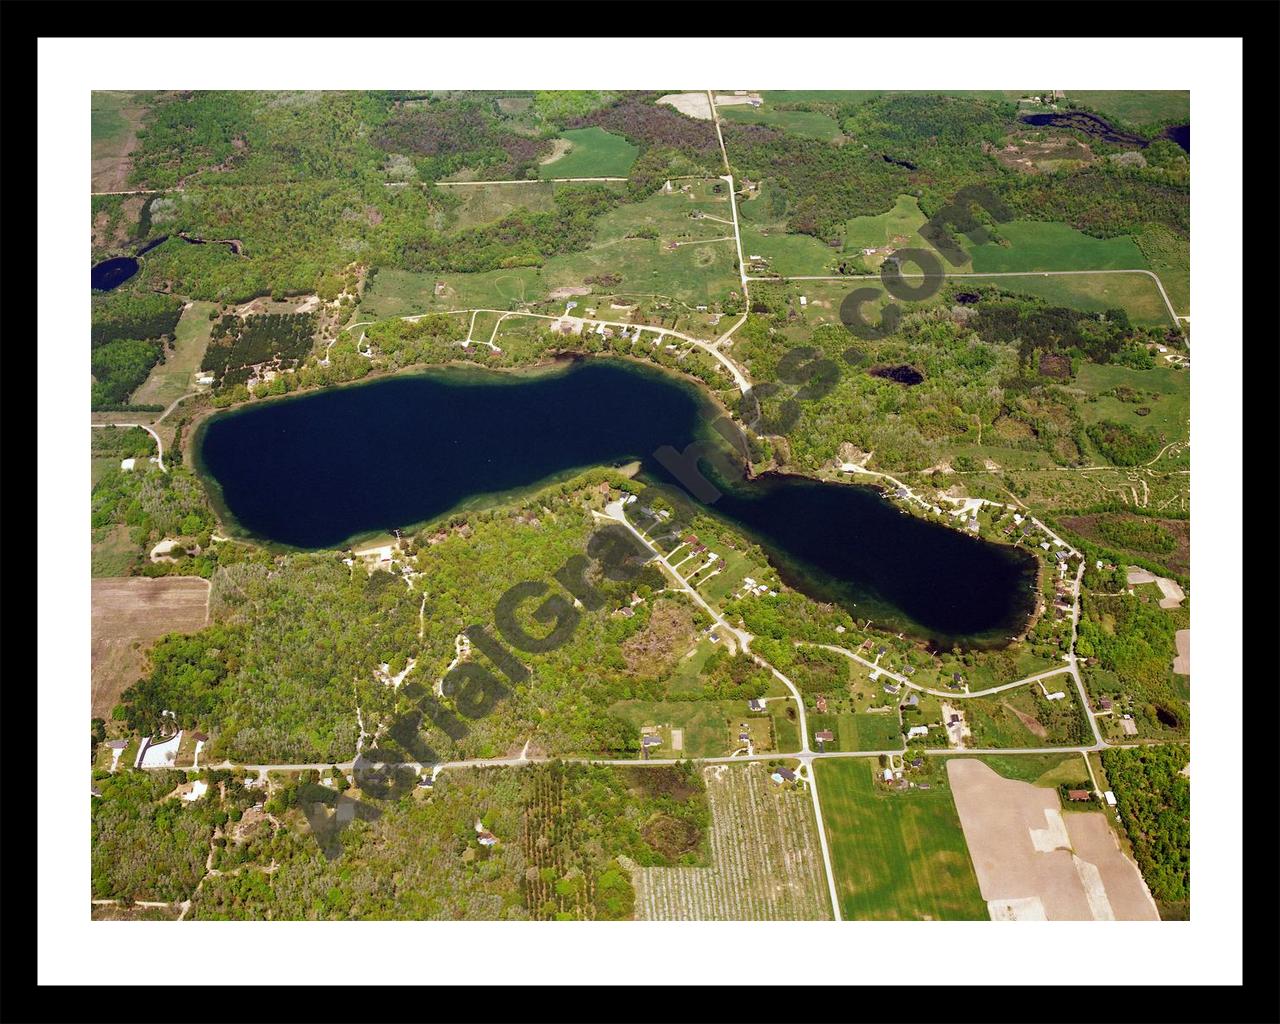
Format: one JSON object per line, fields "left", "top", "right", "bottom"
{"left": 1103, "top": 791, "right": 1118, "bottom": 807}
{"left": 120, "top": 458, "right": 136, "bottom": 472}
{"left": 906, "top": 725, "right": 929, "bottom": 739}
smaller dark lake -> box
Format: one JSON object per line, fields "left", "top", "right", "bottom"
{"left": 90, "top": 256, "right": 140, "bottom": 292}
{"left": 882, "top": 153, "right": 919, "bottom": 170}
{"left": 1018, "top": 111, "right": 1190, "bottom": 154}
{"left": 869, "top": 365, "right": 924, "bottom": 386}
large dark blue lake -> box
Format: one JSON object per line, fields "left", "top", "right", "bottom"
{"left": 195, "top": 359, "right": 1038, "bottom": 647}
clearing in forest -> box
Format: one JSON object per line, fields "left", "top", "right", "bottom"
{"left": 626, "top": 763, "right": 830, "bottom": 920}
{"left": 91, "top": 577, "right": 211, "bottom": 718}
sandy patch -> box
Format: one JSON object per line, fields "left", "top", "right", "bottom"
{"left": 1125, "top": 566, "right": 1184, "bottom": 608}
{"left": 658, "top": 92, "right": 712, "bottom": 120}
{"left": 713, "top": 93, "right": 763, "bottom": 107}
{"left": 548, "top": 285, "right": 592, "bottom": 300}
{"left": 948, "top": 759, "right": 1158, "bottom": 920}
{"left": 1173, "top": 629, "right": 1190, "bottom": 675}
{"left": 539, "top": 138, "right": 573, "bottom": 165}
{"left": 92, "top": 577, "right": 211, "bottom": 719}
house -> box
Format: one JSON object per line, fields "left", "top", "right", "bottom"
{"left": 772, "top": 767, "right": 796, "bottom": 784}
{"left": 882, "top": 683, "right": 900, "bottom": 696}
{"left": 1045, "top": 691, "right": 1066, "bottom": 701}
{"left": 815, "top": 730, "right": 834, "bottom": 743}
{"left": 815, "top": 695, "right": 828, "bottom": 713}
{"left": 948, "top": 714, "right": 961, "bottom": 725}
{"left": 105, "top": 739, "right": 128, "bottom": 750}
{"left": 642, "top": 735, "right": 662, "bottom": 748}
{"left": 739, "top": 732, "right": 750, "bottom": 742}
{"left": 917, "top": 783, "right": 931, "bottom": 790}
{"left": 190, "top": 731, "right": 208, "bottom": 743}
{"left": 747, "top": 698, "right": 766, "bottom": 712}
{"left": 903, "top": 666, "right": 915, "bottom": 676}
{"left": 90, "top": 786, "right": 102, "bottom": 798}
{"left": 1103, "top": 791, "right": 1118, "bottom": 807}
{"left": 906, "top": 725, "right": 929, "bottom": 739}
{"left": 1098, "top": 697, "right": 1113, "bottom": 711}
{"left": 120, "top": 458, "right": 136, "bottom": 472}
{"left": 910, "top": 757, "right": 924, "bottom": 768}
{"left": 708, "top": 631, "right": 720, "bottom": 643}
{"left": 799, "top": 296, "right": 807, "bottom": 306}
{"left": 1067, "top": 789, "right": 1092, "bottom": 802}
{"left": 882, "top": 768, "right": 893, "bottom": 782}
{"left": 952, "top": 673, "right": 963, "bottom": 683}
{"left": 477, "top": 831, "right": 499, "bottom": 847}
{"left": 877, "top": 646, "right": 886, "bottom": 656}
{"left": 901, "top": 693, "right": 919, "bottom": 708}
{"left": 860, "top": 639, "right": 874, "bottom": 652}
{"left": 895, "top": 487, "right": 908, "bottom": 498}
{"left": 418, "top": 774, "right": 434, "bottom": 788}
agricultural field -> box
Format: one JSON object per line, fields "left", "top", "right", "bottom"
{"left": 987, "top": 272, "right": 1175, "bottom": 328}
{"left": 718, "top": 102, "right": 843, "bottom": 141}
{"left": 967, "top": 221, "right": 1150, "bottom": 274}
{"left": 626, "top": 763, "right": 831, "bottom": 919}
{"left": 91, "top": 577, "right": 210, "bottom": 719}
{"left": 131, "top": 300, "right": 219, "bottom": 407}
{"left": 539, "top": 127, "right": 638, "bottom": 178}
{"left": 816, "top": 757, "right": 986, "bottom": 920}
{"left": 947, "top": 758, "right": 1158, "bottom": 920}
{"left": 1073, "top": 361, "right": 1189, "bottom": 443}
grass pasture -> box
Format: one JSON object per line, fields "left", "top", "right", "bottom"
{"left": 539, "top": 127, "right": 638, "bottom": 178}
{"left": 92, "top": 91, "right": 147, "bottom": 192}
{"left": 984, "top": 272, "right": 1175, "bottom": 327}
{"left": 844, "top": 194, "right": 933, "bottom": 256}
{"left": 816, "top": 758, "right": 985, "bottom": 920}
{"left": 1072, "top": 362, "right": 1189, "bottom": 440}
{"left": 444, "top": 181, "right": 559, "bottom": 230}
{"left": 1063, "top": 91, "right": 1189, "bottom": 130}
{"left": 968, "top": 221, "right": 1149, "bottom": 274}
{"left": 131, "top": 300, "right": 218, "bottom": 407}
{"left": 719, "top": 102, "right": 843, "bottom": 141}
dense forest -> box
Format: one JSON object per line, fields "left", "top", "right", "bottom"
{"left": 201, "top": 312, "right": 317, "bottom": 388}
{"left": 1101, "top": 744, "right": 1190, "bottom": 918}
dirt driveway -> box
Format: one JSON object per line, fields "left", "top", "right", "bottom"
{"left": 947, "top": 758, "right": 1159, "bottom": 920}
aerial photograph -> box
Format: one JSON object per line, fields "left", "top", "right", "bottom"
{"left": 87, "top": 86, "right": 1192, "bottom": 924}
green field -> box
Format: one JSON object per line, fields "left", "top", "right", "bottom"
{"left": 968, "top": 221, "right": 1149, "bottom": 274}
{"left": 1063, "top": 91, "right": 1189, "bottom": 129}
{"left": 739, "top": 225, "right": 839, "bottom": 277}
{"left": 92, "top": 92, "right": 131, "bottom": 143}
{"left": 1134, "top": 224, "right": 1189, "bottom": 315}
{"left": 444, "top": 181, "right": 559, "bottom": 230}
{"left": 844, "top": 194, "right": 932, "bottom": 254}
{"left": 953, "top": 753, "right": 1089, "bottom": 786}
{"left": 1073, "top": 362, "right": 1189, "bottom": 440}
{"left": 985, "top": 272, "right": 1175, "bottom": 328}
{"left": 760, "top": 90, "right": 1023, "bottom": 107}
{"left": 539, "top": 128, "right": 638, "bottom": 179}
{"left": 132, "top": 300, "right": 218, "bottom": 407}
{"left": 816, "top": 758, "right": 985, "bottom": 920}
{"left": 719, "top": 102, "right": 842, "bottom": 141}
{"left": 608, "top": 699, "right": 777, "bottom": 758}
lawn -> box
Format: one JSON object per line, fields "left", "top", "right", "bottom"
{"left": 607, "top": 699, "right": 756, "bottom": 758}
{"left": 816, "top": 758, "right": 986, "bottom": 920}
{"left": 719, "top": 103, "right": 842, "bottom": 141}
{"left": 967, "top": 221, "right": 1149, "bottom": 274}
{"left": 540, "top": 127, "right": 638, "bottom": 179}
{"left": 985, "top": 271, "right": 1175, "bottom": 327}
{"left": 132, "top": 300, "right": 218, "bottom": 407}
{"left": 950, "top": 752, "right": 1089, "bottom": 786}
{"left": 739, "top": 225, "right": 839, "bottom": 277}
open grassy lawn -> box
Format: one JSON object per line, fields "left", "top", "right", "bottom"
{"left": 740, "top": 225, "right": 839, "bottom": 277}
{"left": 444, "top": 181, "right": 558, "bottom": 230}
{"left": 92, "top": 523, "right": 139, "bottom": 577}
{"left": 539, "top": 127, "right": 638, "bottom": 178}
{"left": 968, "top": 221, "right": 1149, "bottom": 274}
{"left": 666, "top": 638, "right": 716, "bottom": 696}
{"left": 844, "top": 194, "right": 933, "bottom": 254}
{"left": 772, "top": 711, "right": 800, "bottom": 753}
{"left": 986, "top": 272, "right": 1174, "bottom": 328}
{"left": 950, "top": 752, "right": 1089, "bottom": 786}
{"left": 719, "top": 103, "right": 842, "bottom": 141}
{"left": 132, "top": 300, "right": 218, "bottom": 407}
{"left": 1134, "top": 224, "right": 1189, "bottom": 315}
{"left": 816, "top": 758, "right": 985, "bottom": 920}
{"left": 1063, "top": 91, "right": 1189, "bottom": 129}
{"left": 1073, "top": 362, "right": 1189, "bottom": 440}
